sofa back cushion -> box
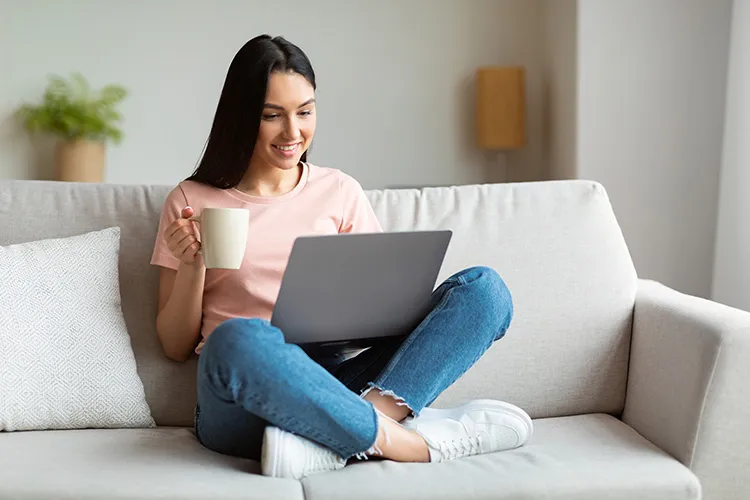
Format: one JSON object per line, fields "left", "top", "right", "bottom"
{"left": 368, "top": 181, "right": 637, "bottom": 419}
{"left": 0, "top": 179, "right": 636, "bottom": 425}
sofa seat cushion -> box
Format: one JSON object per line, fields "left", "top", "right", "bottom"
{"left": 0, "top": 427, "right": 302, "bottom": 500}
{"left": 301, "top": 414, "right": 700, "bottom": 500}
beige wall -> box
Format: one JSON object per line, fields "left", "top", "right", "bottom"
{"left": 3, "top": 0, "right": 740, "bottom": 301}
{"left": 712, "top": 0, "right": 750, "bottom": 309}
{"left": 540, "top": 0, "right": 577, "bottom": 181}
{"left": 577, "top": 0, "right": 733, "bottom": 298}
{"left": 0, "top": 0, "right": 545, "bottom": 189}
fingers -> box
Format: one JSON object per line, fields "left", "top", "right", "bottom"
{"left": 163, "top": 206, "right": 201, "bottom": 262}
{"left": 173, "top": 233, "right": 200, "bottom": 258}
{"left": 166, "top": 206, "right": 196, "bottom": 238}
{"left": 168, "top": 230, "right": 196, "bottom": 253}
{"left": 179, "top": 240, "right": 201, "bottom": 260}
{"left": 166, "top": 218, "right": 194, "bottom": 239}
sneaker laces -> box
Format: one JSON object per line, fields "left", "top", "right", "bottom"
{"left": 434, "top": 434, "right": 482, "bottom": 461}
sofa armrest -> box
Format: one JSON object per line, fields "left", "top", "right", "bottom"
{"left": 622, "top": 279, "right": 750, "bottom": 499}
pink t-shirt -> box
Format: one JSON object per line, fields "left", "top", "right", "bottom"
{"left": 150, "top": 163, "right": 382, "bottom": 353}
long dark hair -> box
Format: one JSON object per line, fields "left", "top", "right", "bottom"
{"left": 187, "top": 35, "right": 316, "bottom": 189}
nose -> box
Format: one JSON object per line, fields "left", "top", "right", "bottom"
{"left": 283, "top": 116, "right": 301, "bottom": 141}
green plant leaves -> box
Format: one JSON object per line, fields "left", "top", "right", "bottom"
{"left": 16, "top": 73, "right": 128, "bottom": 144}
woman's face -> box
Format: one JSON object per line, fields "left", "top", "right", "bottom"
{"left": 252, "top": 71, "right": 316, "bottom": 172}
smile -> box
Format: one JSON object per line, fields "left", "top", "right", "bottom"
{"left": 273, "top": 143, "right": 299, "bottom": 152}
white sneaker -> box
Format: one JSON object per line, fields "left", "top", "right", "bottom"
{"left": 261, "top": 426, "right": 346, "bottom": 479}
{"left": 402, "top": 399, "right": 533, "bottom": 462}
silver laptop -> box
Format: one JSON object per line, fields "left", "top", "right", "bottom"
{"left": 271, "top": 230, "right": 452, "bottom": 347}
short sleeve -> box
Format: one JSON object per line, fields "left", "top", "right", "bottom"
{"left": 150, "top": 184, "right": 189, "bottom": 270}
{"left": 338, "top": 174, "right": 383, "bottom": 234}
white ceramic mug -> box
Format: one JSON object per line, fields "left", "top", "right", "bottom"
{"left": 189, "top": 208, "right": 249, "bottom": 269}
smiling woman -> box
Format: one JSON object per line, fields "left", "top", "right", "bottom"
{"left": 186, "top": 36, "right": 317, "bottom": 191}
{"left": 262, "top": 94, "right": 316, "bottom": 161}
{"left": 249, "top": 75, "right": 317, "bottom": 194}
{"left": 149, "top": 34, "right": 528, "bottom": 482}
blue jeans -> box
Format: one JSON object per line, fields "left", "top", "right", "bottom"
{"left": 194, "top": 266, "right": 513, "bottom": 460}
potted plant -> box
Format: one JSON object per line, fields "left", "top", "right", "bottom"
{"left": 17, "top": 73, "right": 127, "bottom": 182}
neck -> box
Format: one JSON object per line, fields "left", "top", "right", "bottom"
{"left": 237, "top": 161, "right": 303, "bottom": 197}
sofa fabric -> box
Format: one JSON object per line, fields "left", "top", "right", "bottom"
{"left": 367, "top": 181, "right": 638, "bottom": 418}
{"left": 0, "top": 179, "right": 638, "bottom": 427}
{"left": 302, "top": 414, "right": 699, "bottom": 500}
{"left": 0, "top": 182, "right": 197, "bottom": 427}
{"left": 6, "top": 179, "right": 745, "bottom": 499}
{"left": 623, "top": 279, "right": 750, "bottom": 500}
{"left": 0, "top": 426, "right": 302, "bottom": 500}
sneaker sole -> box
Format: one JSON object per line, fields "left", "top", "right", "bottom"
{"left": 419, "top": 400, "right": 534, "bottom": 440}
{"left": 261, "top": 426, "right": 282, "bottom": 477}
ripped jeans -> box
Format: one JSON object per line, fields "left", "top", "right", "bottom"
{"left": 194, "top": 266, "right": 514, "bottom": 461}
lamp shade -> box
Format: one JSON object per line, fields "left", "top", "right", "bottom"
{"left": 475, "top": 66, "right": 525, "bottom": 149}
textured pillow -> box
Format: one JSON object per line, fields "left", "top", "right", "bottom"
{"left": 0, "top": 227, "right": 155, "bottom": 431}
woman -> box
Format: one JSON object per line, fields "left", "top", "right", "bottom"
{"left": 151, "top": 35, "right": 532, "bottom": 479}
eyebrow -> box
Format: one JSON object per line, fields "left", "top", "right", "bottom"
{"left": 263, "top": 98, "right": 316, "bottom": 110}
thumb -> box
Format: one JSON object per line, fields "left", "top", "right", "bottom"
{"left": 181, "top": 206, "right": 194, "bottom": 219}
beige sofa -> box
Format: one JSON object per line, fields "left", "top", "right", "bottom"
{"left": 0, "top": 178, "right": 748, "bottom": 500}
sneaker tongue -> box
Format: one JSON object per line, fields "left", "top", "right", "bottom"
{"left": 419, "top": 417, "right": 467, "bottom": 439}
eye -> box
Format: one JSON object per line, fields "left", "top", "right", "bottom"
{"left": 299, "top": 110, "right": 313, "bottom": 117}
{"left": 262, "top": 114, "right": 280, "bottom": 120}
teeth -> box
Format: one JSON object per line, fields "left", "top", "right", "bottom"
{"left": 275, "top": 144, "right": 297, "bottom": 151}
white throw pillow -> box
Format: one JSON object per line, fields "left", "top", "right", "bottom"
{"left": 0, "top": 227, "right": 155, "bottom": 431}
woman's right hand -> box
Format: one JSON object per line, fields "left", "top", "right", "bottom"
{"left": 164, "top": 206, "right": 202, "bottom": 265}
